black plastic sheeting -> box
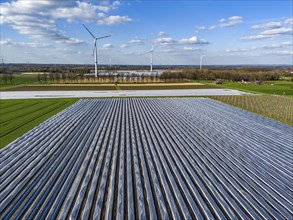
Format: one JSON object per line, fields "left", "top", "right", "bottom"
{"left": 1, "top": 98, "right": 292, "bottom": 219}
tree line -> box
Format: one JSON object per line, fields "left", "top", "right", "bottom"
{"left": 0, "top": 73, "right": 15, "bottom": 84}
{"left": 159, "top": 68, "right": 291, "bottom": 82}
{"left": 1, "top": 68, "right": 291, "bottom": 85}
{"left": 36, "top": 72, "right": 161, "bottom": 84}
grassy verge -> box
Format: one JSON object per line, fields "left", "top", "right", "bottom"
{"left": 115, "top": 84, "right": 121, "bottom": 90}
{"left": 216, "top": 80, "right": 293, "bottom": 96}
{"left": 0, "top": 98, "right": 78, "bottom": 148}
{"left": 211, "top": 95, "right": 293, "bottom": 126}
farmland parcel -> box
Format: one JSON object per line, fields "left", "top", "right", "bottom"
{"left": 0, "top": 99, "right": 77, "bottom": 148}
{"left": 0, "top": 98, "right": 292, "bottom": 219}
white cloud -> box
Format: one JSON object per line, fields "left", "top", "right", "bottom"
{"left": 260, "top": 27, "right": 292, "bottom": 35}
{"left": 260, "top": 42, "right": 292, "bottom": 48}
{"left": 56, "top": 38, "right": 84, "bottom": 45}
{"left": 0, "top": 38, "right": 53, "bottom": 48}
{"left": 241, "top": 34, "right": 275, "bottom": 41}
{"left": 0, "top": 39, "right": 12, "bottom": 46}
{"left": 120, "top": 44, "right": 130, "bottom": 48}
{"left": 225, "top": 47, "right": 257, "bottom": 53}
{"left": 153, "top": 37, "right": 176, "bottom": 46}
{"left": 282, "top": 41, "right": 292, "bottom": 46}
{"left": 229, "top": 16, "right": 242, "bottom": 21}
{"left": 263, "top": 50, "right": 293, "bottom": 56}
{"left": 208, "top": 25, "right": 217, "bottom": 30}
{"left": 0, "top": 0, "right": 132, "bottom": 44}
{"left": 158, "top": 31, "right": 169, "bottom": 37}
{"left": 196, "top": 15, "right": 243, "bottom": 32}
{"left": 244, "top": 17, "right": 293, "bottom": 41}
{"left": 97, "top": 15, "right": 132, "bottom": 25}
{"left": 53, "top": 2, "right": 104, "bottom": 21}
{"left": 183, "top": 47, "right": 201, "bottom": 51}
{"left": 153, "top": 35, "right": 208, "bottom": 47}
{"left": 129, "top": 38, "right": 145, "bottom": 45}
{"left": 251, "top": 21, "right": 282, "bottom": 29}
{"left": 252, "top": 18, "right": 293, "bottom": 29}
{"left": 101, "top": 43, "right": 114, "bottom": 50}
{"left": 179, "top": 36, "right": 208, "bottom": 44}
{"left": 284, "top": 17, "right": 293, "bottom": 25}
{"left": 226, "top": 42, "right": 292, "bottom": 54}
{"left": 242, "top": 26, "right": 293, "bottom": 41}
{"left": 195, "top": 26, "right": 206, "bottom": 32}
{"left": 219, "top": 16, "right": 243, "bottom": 28}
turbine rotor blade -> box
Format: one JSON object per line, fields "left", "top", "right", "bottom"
{"left": 96, "top": 35, "right": 111, "bottom": 40}
{"left": 82, "top": 24, "right": 96, "bottom": 39}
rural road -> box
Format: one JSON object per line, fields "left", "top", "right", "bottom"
{"left": 0, "top": 89, "right": 250, "bottom": 99}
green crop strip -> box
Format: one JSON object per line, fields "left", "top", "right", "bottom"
{"left": 0, "top": 99, "right": 78, "bottom": 148}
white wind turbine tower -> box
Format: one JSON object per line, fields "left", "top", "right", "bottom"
{"left": 200, "top": 55, "right": 205, "bottom": 70}
{"left": 150, "top": 45, "right": 154, "bottom": 72}
{"left": 144, "top": 45, "right": 154, "bottom": 72}
{"left": 83, "top": 24, "right": 111, "bottom": 77}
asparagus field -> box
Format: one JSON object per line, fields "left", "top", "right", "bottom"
{"left": 1, "top": 98, "right": 292, "bottom": 219}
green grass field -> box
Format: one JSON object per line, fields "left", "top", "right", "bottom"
{"left": 0, "top": 98, "right": 78, "bottom": 148}
{"left": 0, "top": 74, "right": 38, "bottom": 90}
{"left": 216, "top": 81, "right": 293, "bottom": 96}
{"left": 211, "top": 95, "right": 293, "bottom": 126}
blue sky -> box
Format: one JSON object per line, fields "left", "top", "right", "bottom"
{"left": 1, "top": 0, "right": 292, "bottom": 65}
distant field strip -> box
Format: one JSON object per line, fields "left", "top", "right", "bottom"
{"left": 211, "top": 95, "right": 293, "bottom": 126}
{"left": 0, "top": 98, "right": 292, "bottom": 219}
{"left": 3, "top": 83, "right": 216, "bottom": 91}
{"left": 119, "top": 83, "right": 216, "bottom": 90}
{"left": 0, "top": 99, "right": 77, "bottom": 148}
{"left": 5, "top": 85, "right": 116, "bottom": 91}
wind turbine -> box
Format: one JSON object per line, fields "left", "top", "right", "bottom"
{"left": 200, "top": 55, "right": 205, "bottom": 70}
{"left": 82, "top": 24, "right": 111, "bottom": 77}
{"left": 150, "top": 45, "right": 154, "bottom": 72}
{"left": 143, "top": 45, "right": 154, "bottom": 72}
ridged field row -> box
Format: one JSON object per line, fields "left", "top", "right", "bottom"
{"left": 0, "top": 98, "right": 292, "bottom": 220}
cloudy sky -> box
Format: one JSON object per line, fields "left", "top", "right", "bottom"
{"left": 1, "top": 0, "right": 292, "bottom": 65}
